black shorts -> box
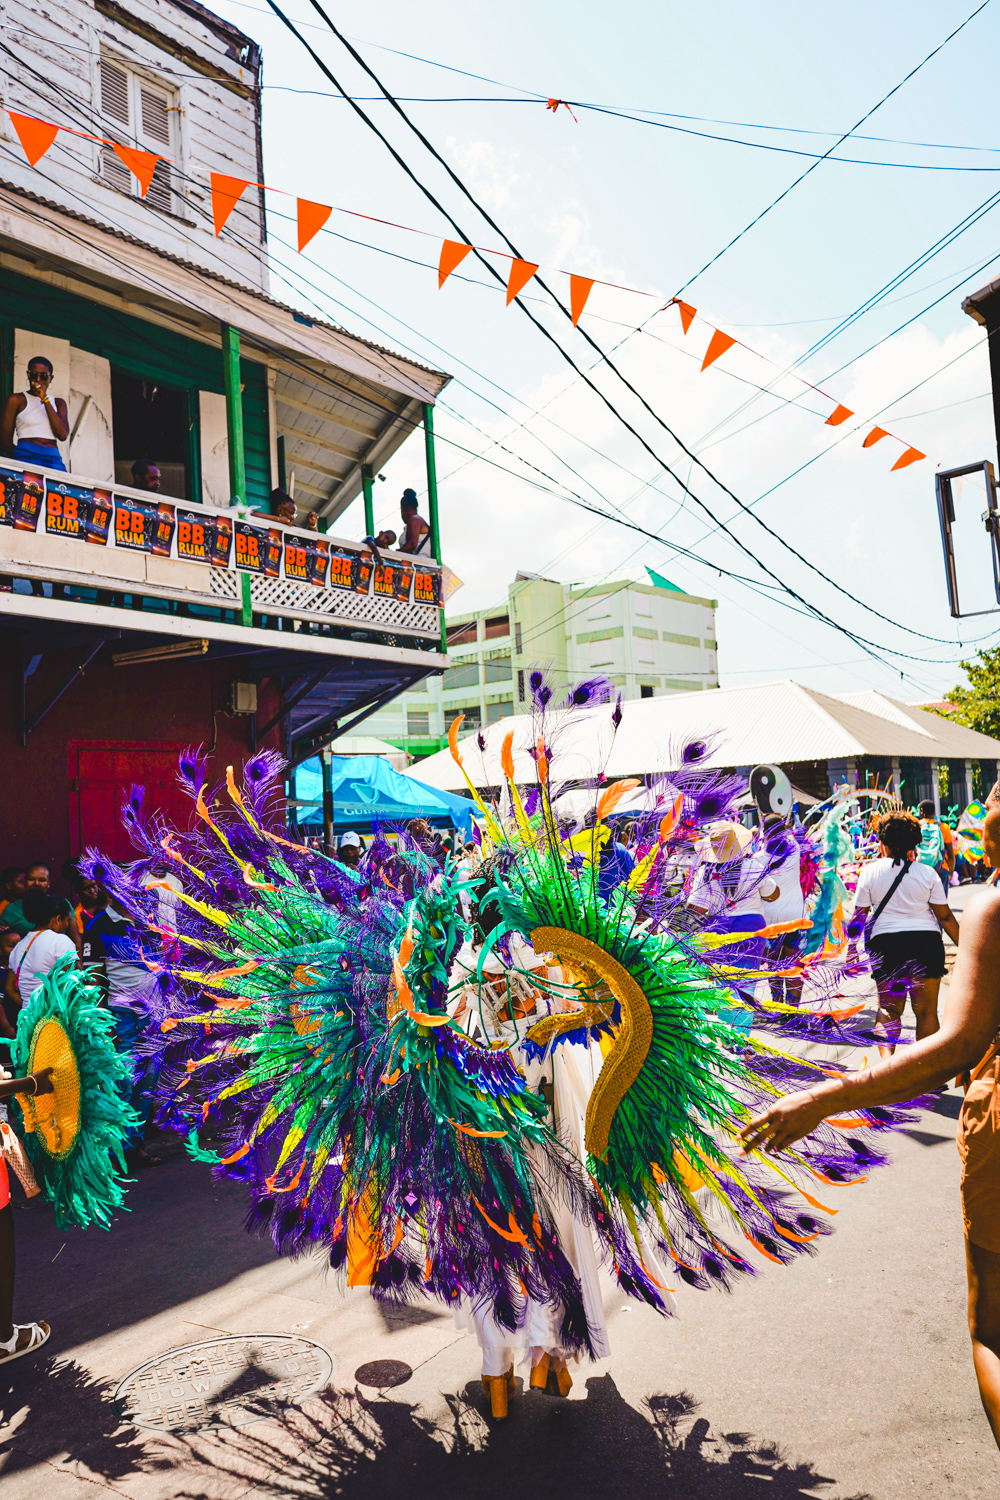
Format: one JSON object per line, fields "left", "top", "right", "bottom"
{"left": 868, "top": 930, "right": 946, "bottom": 983}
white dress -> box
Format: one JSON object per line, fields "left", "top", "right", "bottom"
{"left": 449, "top": 937, "right": 672, "bottom": 1376}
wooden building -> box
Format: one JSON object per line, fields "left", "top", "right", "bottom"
{"left": 0, "top": 0, "right": 450, "bottom": 870}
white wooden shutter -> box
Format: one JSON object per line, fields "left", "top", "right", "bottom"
{"left": 139, "top": 86, "right": 170, "bottom": 145}
{"left": 100, "top": 58, "right": 132, "bottom": 192}
{"left": 100, "top": 59, "right": 130, "bottom": 124}
{"left": 139, "top": 84, "right": 173, "bottom": 213}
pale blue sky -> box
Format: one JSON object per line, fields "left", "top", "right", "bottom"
{"left": 209, "top": 0, "right": 1000, "bottom": 699}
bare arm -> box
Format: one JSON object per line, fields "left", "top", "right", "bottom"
{"left": 932, "top": 900, "right": 961, "bottom": 946}
{"left": 0, "top": 1068, "right": 53, "bottom": 1100}
{"left": 0, "top": 394, "right": 24, "bottom": 455}
{"left": 44, "top": 396, "right": 69, "bottom": 443}
{"left": 740, "top": 886, "right": 1000, "bottom": 1152}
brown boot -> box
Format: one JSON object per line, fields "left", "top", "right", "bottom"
{"left": 554, "top": 1361, "right": 572, "bottom": 1397}
{"left": 529, "top": 1353, "right": 550, "bottom": 1391}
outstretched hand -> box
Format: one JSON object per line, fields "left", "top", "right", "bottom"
{"left": 739, "top": 1088, "right": 831, "bottom": 1154}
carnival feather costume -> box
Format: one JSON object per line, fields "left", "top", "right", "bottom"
{"left": 79, "top": 676, "right": 929, "bottom": 1352}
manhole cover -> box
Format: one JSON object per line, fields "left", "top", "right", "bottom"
{"left": 114, "top": 1334, "right": 335, "bottom": 1433}
{"left": 354, "top": 1359, "right": 412, "bottom": 1388}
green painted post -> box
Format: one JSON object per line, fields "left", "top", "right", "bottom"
{"left": 222, "top": 323, "right": 252, "bottom": 627}
{"left": 222, "top": 324, "right": 245, "bottom": 504}
{"left": 423, "top": 404, "right": 447, "bottom": 655}
{"left": 361, "top": 463, "right": 375, "bottom": 537}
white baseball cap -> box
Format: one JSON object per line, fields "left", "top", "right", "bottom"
{"left": 339, "top": 831, "right": 362, "bottom": 849}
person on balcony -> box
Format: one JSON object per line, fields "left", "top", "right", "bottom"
{"left": 254, "top": 488, "right": 295, "bottom": 525}
{"left": 0, "top": 356, "right": 69, "bottom": 472}
{"left": 398, "top": 489, "right": 431, "bottom": 555}
{"left": 131, "top": 461, "right": 162, "bottom": 493}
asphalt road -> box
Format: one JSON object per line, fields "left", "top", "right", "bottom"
{"left": 0, "top": 882, "right": 995, "bottom": 1499}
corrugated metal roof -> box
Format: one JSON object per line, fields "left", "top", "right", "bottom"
{"left": 406, "top": 679, "right": 1000, "bottom": 792}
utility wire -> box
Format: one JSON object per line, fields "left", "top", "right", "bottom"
{"left": 263, "top": 0, "right": 986, "bottom": 656}
{"left": 671, "top": 0, "right": 993, "bottom": 297}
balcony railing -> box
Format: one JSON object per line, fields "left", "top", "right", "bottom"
{"left": 0, "top": 458, "right": 443, "bottom": 645}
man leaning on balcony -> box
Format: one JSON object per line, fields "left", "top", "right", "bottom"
{"left": 0, "top": 356, "right": 69, "bottom": 472}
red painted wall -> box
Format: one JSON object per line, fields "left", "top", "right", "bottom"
{"left": 0, "top": 644, "right": 281, "bottom": 893}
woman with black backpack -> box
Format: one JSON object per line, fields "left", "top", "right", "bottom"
{"left": 853, "top": 808, "right": 961, "bottom": 1054}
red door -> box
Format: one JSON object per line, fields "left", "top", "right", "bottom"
{"left": 68, "top": 741, "right": 193, "bottom": 861}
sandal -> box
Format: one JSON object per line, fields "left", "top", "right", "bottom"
{"left": 0, "top": 1321, "right": 50, "bottom": 1364}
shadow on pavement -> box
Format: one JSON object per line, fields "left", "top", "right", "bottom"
{"left": 130, "top": 1374, "right": 870, "bottom": 1500}
{"left": 0, "top": 1353, "right": 158, "bottom": 1481}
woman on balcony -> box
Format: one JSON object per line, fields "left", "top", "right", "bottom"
{"left": 0, "top": 356, "right": 69, "bottom": 472}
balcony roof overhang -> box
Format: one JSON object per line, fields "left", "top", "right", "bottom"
{"left": 0, "top": 182, "right": 450, "bottom": 522}
{"left": 1, "top": 592, "right": 438, "bottom": 761}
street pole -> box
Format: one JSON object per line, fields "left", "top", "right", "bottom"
{"left": 362, "top": 463, "right": 375, "bottom": 537}
{"left": 423, "top": 403, "right": 447, "bottom": 655}
{"left": 222, "top": 323, "right": 252, "bottom": 629}
{"left": 321, "top": 749, "right": 334, "bottom": 855}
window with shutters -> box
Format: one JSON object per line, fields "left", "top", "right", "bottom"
{"left": 99, "top": 57, "right": 176, "bottom": 214}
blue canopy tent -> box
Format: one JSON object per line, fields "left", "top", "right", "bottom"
{"left": 292, "top": 754, "right": 476, "bottom": 837}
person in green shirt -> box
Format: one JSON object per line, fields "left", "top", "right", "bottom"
{"left": 2, "top": 864, "right": 51, "bottom": 937}
{"left": 4, "top": 865, "right": 83, "bottom": 953}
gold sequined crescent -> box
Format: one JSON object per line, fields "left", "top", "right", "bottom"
{"left": 17, "top": 1016, "right": 82, "bottom": 1161}
{"left": 529, "top": 927, "right": 653, "bottom": 1161}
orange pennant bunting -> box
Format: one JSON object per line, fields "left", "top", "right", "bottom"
{"left": 113, "top": 143, "right": 160, "bottom": 197}
{"left": 674, "top": 299, "right": 696, "bottom": 335}
{"left": 9, "top": 111, "right": 59, "bottom": 168}
{"left": 438, "top": 239, "right": 472, "bottom": 288}
{"left": 825, "top": 404, "right": 853, "bottom": 426}
{"left": 296, "top": 198, "right": 332, "bottom": 252}
{"left": 862, "top": 426, "right": 888, "bottom": 448}
{"left": 890, "top": 446, "right": 925, "bottom": 471}
{"left": 506, "top": 258, "right": 538, "bottom": 305}
{"left": 570, "top": 275, "right": 595, "bottom": 327}
{"left": 210, "top": 173, "right": 250, "bottom": 237}
{"left": 701, "top": 329, "right": 736, "bottom": 371}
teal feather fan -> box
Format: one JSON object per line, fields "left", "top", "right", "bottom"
{"left": 12, "top": 954, "right": 138, "bottom": 1230}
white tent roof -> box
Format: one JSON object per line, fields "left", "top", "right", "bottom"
{"left": 404, "top": 680, "right": 1000, "bottom": 792}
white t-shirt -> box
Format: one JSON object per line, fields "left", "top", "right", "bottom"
{"left": 758, "top": 848, "right": 805, "bottom": 927}
{"left": 11, "top": 929, "right": 76, "bottom": 1000}
{"left": 854, "top": 857, "right": 947, "bottom": 937}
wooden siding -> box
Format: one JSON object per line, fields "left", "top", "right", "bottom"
{"left": 0, "top": 0, "right": 267, "bottom": 289}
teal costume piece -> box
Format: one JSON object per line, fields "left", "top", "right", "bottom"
{"left": 12, "top": 955, "right": 139, "bottom": 1230}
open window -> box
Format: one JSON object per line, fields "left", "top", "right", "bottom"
{"left": 110, "top": 369, "right": 189, "bottom": 498}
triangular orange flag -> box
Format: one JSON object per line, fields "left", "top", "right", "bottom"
{"left": 674, "top": 300, "right": 696, "bottom": 335}
{"left": 862, "top": 426, "right": 888, "bottom": 448}
{"left": 297, "top": 199, "right": 332, "bottom": 252}
{"left": 890, "top": 446, "right": 925, "bottom": 471}
{"left": 211, "top": 173, "right": 250, "bottom": 237}
{"left": 438, "top": 240, "right": 472, "bottom": 288}
{"left": 113, "top": 143, "right": 160, "bottom": 197}
{"left": 506, "top": 258, "right": 538, "bottom": 305}
{"left": 570, "top": 275, "right": 595, "bottom": 327}
{"left": 701, "top": 329, "right": 736, "bottom": 371}
{"left": 825, "top": 404, "right": 853, "bottom": 426}
{"left": 8, "top": 112, "right": 59, "bottom": 168}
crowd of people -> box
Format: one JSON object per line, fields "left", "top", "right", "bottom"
{"left": 2, "top": 772, "right": 1000, "bottom": 1450}
{"left": 0, "top": 858, "right": 160, "bottom": 1172}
